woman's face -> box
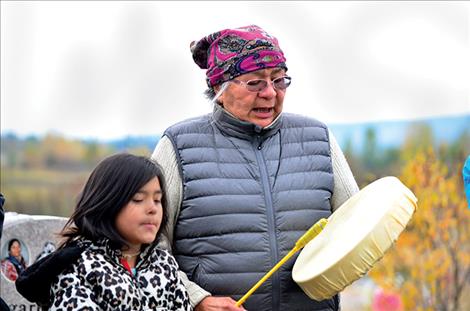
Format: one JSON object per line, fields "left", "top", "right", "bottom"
{"left": 9, "top": 241, "right": 21, "bottom": 257}
{"left": 216, "top": 68, "right": 287, "bottom": 128}
{"left": 115, "top": 177, "right": 163, "bottom": 251}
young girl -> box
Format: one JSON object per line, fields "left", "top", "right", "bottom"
{"left": 18, "top": 153, "right": 191, "bottom": 310}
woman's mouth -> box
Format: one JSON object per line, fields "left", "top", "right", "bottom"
{"left": 253, "top": 107, "right": 274, "bottom": 118}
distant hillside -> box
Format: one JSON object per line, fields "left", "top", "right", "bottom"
{"left": 104, "top": 114, "right": 469, "bottom": 153}
{"left": 2, "top": 114, "right": 468, "bottom": 156}
{"left": 106, "top": 135, "right": 160, "bottom": 152}
{"left": 329, "top": 114, "right": 469, "bottom": 151}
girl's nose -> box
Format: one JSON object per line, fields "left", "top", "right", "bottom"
{"left": 147, "top": 200, "right": 158, "bottom": 214}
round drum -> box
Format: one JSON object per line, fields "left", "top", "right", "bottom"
{"left": 292, "top": 176, "right": 417, "bottom": 301}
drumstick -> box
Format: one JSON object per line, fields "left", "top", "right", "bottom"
{"left": 236, "top": 218, "right": 328, "bottom": 307}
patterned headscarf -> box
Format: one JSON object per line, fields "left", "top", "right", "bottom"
{"left": 191, "top": 25, "right": 288, "bottom": 87}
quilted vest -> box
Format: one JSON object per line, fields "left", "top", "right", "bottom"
{"left": 164, "top": 106, "right": 338, "bottom": 311}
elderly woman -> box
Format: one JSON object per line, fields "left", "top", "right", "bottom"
{"left": 152, "top": 25, "right": 359, "bottom": 311}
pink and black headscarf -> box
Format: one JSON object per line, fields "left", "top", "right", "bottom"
{"left": 191, "top": 25, "right": 288, "bottom": 87}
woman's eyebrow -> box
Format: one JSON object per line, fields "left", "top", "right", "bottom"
{"left": 251, "top": 68, "right": 285, "bottom": 78}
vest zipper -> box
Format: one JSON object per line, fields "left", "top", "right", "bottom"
{"left": 253, "top": 135, "right": 280, "bottom": 311}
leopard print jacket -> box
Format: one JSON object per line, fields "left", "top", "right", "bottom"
{"left": 49, "top": 239, "right": 191, "bottom": 311}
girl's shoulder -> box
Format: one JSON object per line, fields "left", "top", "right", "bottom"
{"left": 145, "top": 247, "right": 179, "bottom": 267}
{"left": 149, "top": 247, "right": 173, "bottom": 260}
{"left": 58, "top": 238, "right": 118, "bottom": 274}
{"left": 151, "top": 246, "right": 171, "bottom": 256}
{"left": 55, "top": 241, "right": 124, "bottom": 290}
{"left": 79, "top": 239, "right": 120, "bottom": 263}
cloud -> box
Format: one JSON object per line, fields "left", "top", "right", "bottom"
{"left": 1, "top": 2, "right": 468, "bottom": 139}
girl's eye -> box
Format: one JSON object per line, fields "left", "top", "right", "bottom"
{"left": 132, "top": 198, "right": 143, "bottom": 203}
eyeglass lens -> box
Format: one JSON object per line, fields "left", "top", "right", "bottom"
{"left": 245, "top": 76, "right": 291, "bottom": 92}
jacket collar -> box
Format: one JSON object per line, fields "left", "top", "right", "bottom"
{"left": 92, "top": 238, "right": 155, "bottom": 265}
{"left": 212, "top": 104, "right": 281, "bottom": 140}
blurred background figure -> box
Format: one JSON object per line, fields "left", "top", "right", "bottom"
{"left": 371, "top": 288, "right": 403, "bottom": 311}
{"left": 464, "top": 155, "right": 470, "bottom": 208}
{"left": 0, "top": 193, "right": 11, "bottom": 310}
{"left": 1, "top": 238, "right": 27, "bottom": 281}
{"left": 0, "top": 194, "right": 4, "bottom": 238}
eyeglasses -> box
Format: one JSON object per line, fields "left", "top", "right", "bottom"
{"left": 231, "top": 76, "right": 292, "bottom": 92}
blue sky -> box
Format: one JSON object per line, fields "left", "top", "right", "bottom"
{"left": 1, "top": 1, "right": 469, "bottom": 140}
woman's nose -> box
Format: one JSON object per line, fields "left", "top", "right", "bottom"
{"left": 258, "top": 81, "right": 277, "bottom": 98}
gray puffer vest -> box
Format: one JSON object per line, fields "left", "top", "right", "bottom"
{"left": 165, "top": 106, "right": 338, "bottom": 311}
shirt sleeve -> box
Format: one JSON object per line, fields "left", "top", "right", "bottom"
{"left": 329, "top": 130, "right": 360, "bottom": 212}
{"left": 151, "top": 136, "right": 211, "bottom": 308}
{"left": 151, "top": 135, "right": 183, "bottom": 250}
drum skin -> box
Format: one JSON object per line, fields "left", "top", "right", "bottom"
{"left": 292, "top": 176, "right": 417, "bottom": 301}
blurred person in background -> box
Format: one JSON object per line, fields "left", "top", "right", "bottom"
{"left": 0, "top": 194, "right": 4, "bottom": 241}
{"left": 0, "top": 193, "right": 12, "bottom": 310}
{"left": 0, "top": 194, "right": 3, "bottom": 236}
{"left": 152, "top": 25, "right": 358, "bottom": 311}
{"left": 463, "top": 155, "right": 470, "bottom": 208}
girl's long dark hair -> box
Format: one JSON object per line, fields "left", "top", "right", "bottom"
{"left": 60, "top": 153, "right": 167, "bottom": 250}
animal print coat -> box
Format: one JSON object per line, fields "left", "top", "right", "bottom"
{"left": 49, "top": 239, "right": 191, "bottom": 311}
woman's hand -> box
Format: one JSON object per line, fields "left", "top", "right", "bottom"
{"left": 195, "top": 296, "right": 247, "bottom": 311}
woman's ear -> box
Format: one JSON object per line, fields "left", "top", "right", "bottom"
{"left": 213, "top": 85, "right": 225, "bottom": 105}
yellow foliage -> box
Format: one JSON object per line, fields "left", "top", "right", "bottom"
{"left": 369, "top": 148, "right": 470, "bottom": 310}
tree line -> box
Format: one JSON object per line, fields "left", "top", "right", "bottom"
{"left": 1, "top": 122, "right": 469, "bottom": 309}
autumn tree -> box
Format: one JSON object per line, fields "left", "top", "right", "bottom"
{"left": 42, "top": 133, "right": 88, "bottom": 169}
{"left": 369, "top": 148, "right": 470, "bottom": 311}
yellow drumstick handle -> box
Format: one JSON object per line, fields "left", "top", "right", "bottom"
{"left": 236, "top": 218, "right": 328, "bottom": 307}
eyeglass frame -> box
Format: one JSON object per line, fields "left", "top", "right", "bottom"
{"left": 230, "top": 76, "right": 292, "bottom": 92}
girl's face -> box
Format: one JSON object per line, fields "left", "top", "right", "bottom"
{"left": 115, "top": 177, "right": 163, "bottom": 251}
{"left": 9, "top": 241, "right": 21, "bottom": 257}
